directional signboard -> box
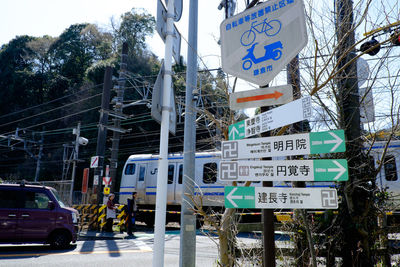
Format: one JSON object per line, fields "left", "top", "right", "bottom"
{"left": 224, "top": 186, "right": 338, "bottom": 209}
{"left": 220, "top": 0, "right": 308, "bottom": 85}
{"left": 229, "top": 84, "right": 293, "bottom": 110}
{"left": 229, "top": 96, "right": 311, "bottom": 140}
{"left": 222, "top": 130, "right": 345, "bottom": 159}
{"left": 219, "top": 159, "right": 348, "bottom": 182}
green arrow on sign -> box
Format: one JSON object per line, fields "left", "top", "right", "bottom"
{"left": 314, "top": 159, "right": 348, "bottom": 181}
{"left": 228, "top": 121, "right": 245, "bottom": 140}
{"left": 310, "top": 130, "right": 346, "bottom": 154}
{"left": 225, "top": 186, "right": 255, "bottom": 208}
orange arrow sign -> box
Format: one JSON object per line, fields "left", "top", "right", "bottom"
{"left": 236, "top": 91, "right": 284, "bottom": 103}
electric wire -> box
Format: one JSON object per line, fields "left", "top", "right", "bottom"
{"left": 1, "top": 106, "right": 100, "bottom": 136}
{"left": 0, "top": 93, "right": 102, "bottom": 129}
{"left": 0, "top": 83, "right": 103, "bottom": 120}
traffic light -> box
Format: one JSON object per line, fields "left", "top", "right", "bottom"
{"left": 360, "top": 38, "right": 381, "bottom": 56}
{"left": 390, "top": 31, "right": 400, "bottom": 46}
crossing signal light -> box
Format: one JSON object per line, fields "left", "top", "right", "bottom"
{"left": 390, "top": 31, "right": 400, "bottom": 46}
{"left": 360, "top": 38, "right": 380, "bottom": 56}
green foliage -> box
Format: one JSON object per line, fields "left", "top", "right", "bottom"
{"left": 0, "top": 36, "right": 36, "bottom": 114}
{"left": 85, "top": 58, "right": 117, "bottom": 85}
{"left": 26, "top": 35, "right": 56, "bottom": 74}
{"left": 114, "top": 8, "right": 155, "bottom": 56}
{"left": 48, "top": 23, "right": 113, "bottom": 87}
{"left": 0, "top": 9, "right": 158, "bottom": 181}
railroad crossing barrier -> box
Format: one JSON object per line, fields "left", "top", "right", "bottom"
{"left": 73, "top": 204, "right": 127, "bottom": 231}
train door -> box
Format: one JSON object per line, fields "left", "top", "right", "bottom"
{"left": 174, "top": 164, "right": 183, "bottom": 203}
{"left": 136, "top": 163, "right": 147, "bottom": 201}
{"left": 167, "top": 163, "right": 177, "bottom": 203}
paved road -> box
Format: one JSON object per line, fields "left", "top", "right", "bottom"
{"left": 0, "top": 232, "right": 220, "bottom": 267}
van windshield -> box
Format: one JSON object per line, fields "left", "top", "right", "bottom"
{"left": 50, "top": 188, "right": 66, "bottom": 208}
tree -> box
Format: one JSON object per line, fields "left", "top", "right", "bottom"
{"left": 48, "top": 23, "right": 113, "bottom": 88}
{"left": 0, "top": 36, "right": 36, "bottom": 114}
{"left": 113, "top": 8, "right": 155, "bottom": 55}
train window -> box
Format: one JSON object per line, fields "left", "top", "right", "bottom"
{"left": 124, "top": 164, "right": 136, "bottom": 175}
{"left": 384, "top": 155, "right": 398, "bottom": 181}
{"left": 168, "top": 165, "right": 174, "bottom": 184}
{"left": 203, "top": 162, "right": 217, "bottom": 184}
{"left": 178, "top": 164, "right": 183, "bottom": 184}
{"left": 139, "top": 165, "right": 146, "bottom": 181}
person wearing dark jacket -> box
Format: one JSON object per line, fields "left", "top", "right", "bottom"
{"left": 126, "top": 192, "right": 137, "bottom": 235}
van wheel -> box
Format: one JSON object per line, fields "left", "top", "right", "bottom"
{"left": 49, "top": 231, "right": 71, "bottom": 249}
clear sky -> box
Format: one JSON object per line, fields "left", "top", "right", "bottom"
{"left": 0, "top": 0, "right": 226, "bottom": 70}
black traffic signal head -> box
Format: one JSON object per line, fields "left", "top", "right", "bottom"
{"left": 360, "top": 38, "right": 381, "bottom": 56}
{"left": 390, "top": 31, "right": 400, "bottom": 46}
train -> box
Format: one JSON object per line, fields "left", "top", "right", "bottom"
{"left": 119, "top": 152, "right": 224, "bottom": 226}
{"left": 118, "top": 140, "right": 400, "bottom": 226}
{"left": 367, "top": 140, "right": 400, "bottom": 207}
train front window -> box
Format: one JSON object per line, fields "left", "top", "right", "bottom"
{"left": 203, "top": 162, "right": 217, "bottom": 184}
{"left": 384, "top": 155, "right": 398, "bottom": 181}
{"left": 124, "top": 164, "right": 136, "bottom": 175}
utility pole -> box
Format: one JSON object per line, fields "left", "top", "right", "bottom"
{"left": 95, "top": 66, "right": 112, "bottom": 209}
{"left": 180, "top": 0, "right": 198, "bottom": 266}
{"left": 153, "top": 0, "right": 174, "bottom": 265}
{"left": 109, "top": 43, "right": 129, "bottom": 193}
{"left": 69, "top": 122, "right": 81, "bottom": 205}
{"left": 260, "top": 103, "right": 275, "bottom": 267}
{"left": 336, "top": 0, "right": 374, "bottom": 266}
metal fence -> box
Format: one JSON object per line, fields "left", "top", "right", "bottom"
{"left": 39, "top": 180, "right": 72, "bottom": 205}
{"left": 1, "top": 179, "right": 123, "bottom": 206}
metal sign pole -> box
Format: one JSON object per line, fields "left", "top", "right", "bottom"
{"left": 153, "top": 0, "right": 174, "bottom": 266}
{"left": 180, "top": 0, "right": 198, "bottom": 266}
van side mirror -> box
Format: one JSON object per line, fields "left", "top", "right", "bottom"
{"left": 48, "top": 201, "right": 55, "bottom": 210}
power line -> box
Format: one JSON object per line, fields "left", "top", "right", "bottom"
{"left": 0, "top": 93, "right": 102, "bottom": 129}
{"left": 1, "top": 106, "right": 100, "bottom": 136}
{"left": 0, "top": 83, "right": 103, "bottom": 120}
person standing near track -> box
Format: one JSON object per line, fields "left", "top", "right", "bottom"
{"left": 126, "top": 192, "right": 138, "bottom": 236}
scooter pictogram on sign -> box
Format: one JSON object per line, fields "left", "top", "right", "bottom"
{"left": 242, "top": 41, "right": 283, "bottom": 71}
